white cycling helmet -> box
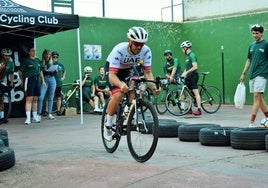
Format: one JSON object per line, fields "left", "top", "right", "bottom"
{"left": 127, "top": 26, "right": 148, "bottom": 43}
{"left": 180, "top": 41, "right": 192, "bottom": 48}
{"left": 84, "top": 66, "right": 92, "bottom": 73}
{"left": 1, "top": 48, "right": 12, "bottom": 56}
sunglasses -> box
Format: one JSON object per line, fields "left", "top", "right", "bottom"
{"left": 132, "top": 41, "right": 145, "bottom": 48}
{"left": 53, "top": 56, "right": 58, "bottom": 58}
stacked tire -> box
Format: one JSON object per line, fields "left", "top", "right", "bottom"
{"left": 0, "top": 129, "right": 16, "bottom": 171}
{"left": 230, "top": 128, "right": 268, "bottom": 150}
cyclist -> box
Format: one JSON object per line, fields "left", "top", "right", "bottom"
{"left": 180, "top": 41, "right": 202, "bottom": 116}
{"left": 81, "top": 66, "right": 101, "bottom": 112}
{"left": 163, "top": 50, "right": 183, "bottom": 83}
{"left": 0, "top": 48, "right": 14, "bottom": 124}
{"left": 94, "top": 66, "right": 111, "bottom": 109}
{"left": 104, "top": 26, "right": 159, "bottom": 141}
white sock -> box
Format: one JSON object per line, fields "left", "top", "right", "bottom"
{"left": 106, "top": 114, "right": 115, "bottom": 127}
{"left": 26, "top": 111, "right": 31, "bottom": 120}
{"left": 32, "top": 111, "right": 37, "bottom": 119}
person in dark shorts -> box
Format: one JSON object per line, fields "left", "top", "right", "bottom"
{"left": 18, "top": 47, "right": 42, "bottom": 125}
{"left": 180, "top": 41, "right": 202, "bottom": 116}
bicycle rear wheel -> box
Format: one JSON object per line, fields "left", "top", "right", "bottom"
{"left": 127, "top": 99, "right": 159, "bottom": 163}
{"left": 0, "top": 93, "right": 11, "bottom": 123}
{"left": 166, "top": 88, "right": 192, "bottom": 116}
{"left": 155, "top": 89, "right": 167, "bottom": 114}
{"left": 101, "top": 99, "right": 120, "bottom": 153}
{"left": 200, "top": 86, "right": 222, "bottom": 114}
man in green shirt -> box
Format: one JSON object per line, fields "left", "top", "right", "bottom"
{"left": 240, "top": 24, "right": 268, "bottom": 127}
{"left": 0, "top": 48, "right": 14, "bottom": 123}
{"left": 163, "top": 50, "right": 182, "bottom": 83}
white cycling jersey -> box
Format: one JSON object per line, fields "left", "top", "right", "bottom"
{"left": 106, "top": 42, "right": 152, "bottom": 73}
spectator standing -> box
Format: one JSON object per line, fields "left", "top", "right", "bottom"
{"left": 52, "top": 51, "right": 66, "bottom": 116}
{"left": 94, "top": 66, "right": 111, "bottom": 109}
{"left": 0, "top": 48, "right": 14, "bottom": 123}
{"left": 240, "top": 24, "right": 268, "bottom": 127}
{"left": 180, "top": 41, "right": 202, "bottom": 116}
{"left": 18, "top": 47, "right": 42, "bottom": 125}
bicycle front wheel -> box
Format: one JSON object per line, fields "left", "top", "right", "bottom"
{"left": 101, "top": 99, "right": 120, "bottom": 153}
{"left": 166, "top": 88, "right": 192, "bottom": 116}
{"left": 0, "top": 93, "right": 11, "bottom": 124}
{"left": 200, "top": 86, "right": 222, "bottom": 114}
{"left": 127, "top": 99, "right": 159, "bottom": 163}
{"left": 155, "top": 89, "right": 167, "bottom": 114}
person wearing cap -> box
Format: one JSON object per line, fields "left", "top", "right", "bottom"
{"left": 81, "top": 66, "right": 101, "bottom": 113}
{"left": 240, "top": 24, "right": 268, "bottom": 127}
{"left": 163, "top": 49, "right": 183, "bottom": 83}
{"left": 18, "top": 47, "right": 42, "bottom": 125}
{"left": 0, "top": 48, "right": 14, "bottom": 123}
{"left": 51, "top": 51, "right": 66, "bottom": 116}
{"left": 103, "top": 26, "right": 160, "bottom": 141}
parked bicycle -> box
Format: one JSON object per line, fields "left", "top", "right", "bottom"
{"left": 165, "top": 72, "right": 222, "bottom": 116}
{"left": 101, "top": 75, "right": 160, "bottom": 162}
{"left": 51, "top": 81, "right": 80, "bottom": 114}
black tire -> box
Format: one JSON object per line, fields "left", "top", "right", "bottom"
{"left": 231, "top": 128, "right": 268, "bottom": 150}
{"left": 0, "top": 93, "right": 11, "bottom": 124}
{"left": 155, "top": 89, "right": 168, "bottom": 114}
{"left": 144, "top": 119, "right": 177, "bottom": 134}
{"left": 0, "top": 146, "right": 15, "bottom": 171}
{"left": 166, "top": 88, "right": 192, "bottom": 116}
{"left": 0, "top": 129, "right": 8, "bottom": 137}
{"left": 265, "top": 135, "right": 268, "bottom": 151}
{"left": 199, "top": 127, "right": 240, "bottom": 146}
{"left": 178, "top": 123, "right": 221, "bottom": 142}
{"left": 101, "top": 99, "right": 120, "bottom": 153}
{"left": 0, "top": 139, "right": 4, "bottom": 147}
{"left": 200, "top": 86, "right": 222, "bottom": 114}
{"left": 159, "top": 121, "right": 189, "bottom": 138}
{"left": 127, "top": 100, "right": 159, "bottom": 162}
{"left": 0, "top": 135, "right": 8, "bottom": 147}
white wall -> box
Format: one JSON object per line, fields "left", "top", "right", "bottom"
{"left": 184, "top": 0, "right": 268, "bottom": 21}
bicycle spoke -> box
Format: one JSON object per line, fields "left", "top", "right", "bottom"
{"left": 166, "top": 88, "right": 192, "bottom": 116}
{"left": 200, "top": 86, "right": 222, "bottom": 114}
{"left": 127, "top": 100, "right": 158, "bottom": 162}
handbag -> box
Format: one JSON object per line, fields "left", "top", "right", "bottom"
{"left": 234, "top": 82, "right": 246, "bottom": 109}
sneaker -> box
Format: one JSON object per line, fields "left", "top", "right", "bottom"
{"left": 193, "top": 110, "right": 202, "bottom": 116}
{"left": 249, "top": 122, "right": 261, "bottom": 128}
{"left": 94, "top": 108, "right": 103, "bottom": 112}
{"left": 0, "top": 118, "right": 8, "bottom": 124}
{"left": 37, "top": 115, "right": 42, "bottom": 121}
{"left": 188, "top": 109, "right": 193, "bottom": 114}
{"left": 32, "top": 118, "right": 41, "bottom": 123}
{"left": 25, "top": 119, "right": 31, "bottom": 125}
{"left": 103, "top": 125, "right": 113, "bottom": 141}
{"left": 56, "top": 111, "right": 62, "bottom": 116}
{"left": 42, "top": 111, "right": 48, "bottom": 117}
{"left": 48, "top": 114, "right": 56, "bottom": 120}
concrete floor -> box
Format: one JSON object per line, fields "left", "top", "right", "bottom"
{"left": 0, "top": 105, "right": 267, "bottom": 188}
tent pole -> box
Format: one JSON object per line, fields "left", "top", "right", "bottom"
{"left": 77, "top": 28, "right": 83, "bottom": 124}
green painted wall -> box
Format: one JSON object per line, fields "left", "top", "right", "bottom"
{"left": 36, "top": 12, "right": 268, "bottom": 105}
